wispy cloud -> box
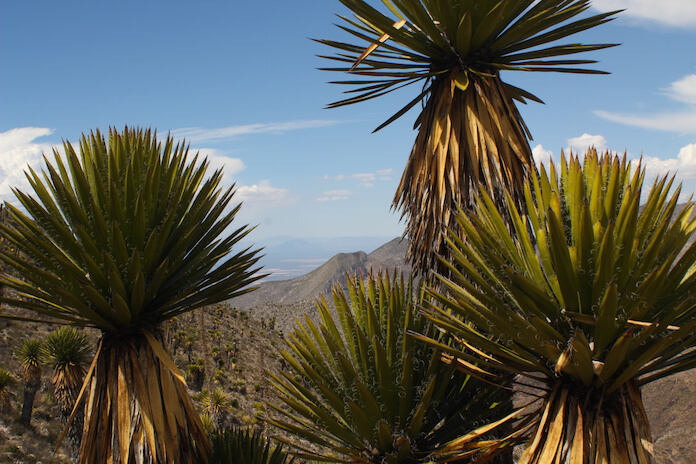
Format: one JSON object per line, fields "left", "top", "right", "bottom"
{"left": 592, "top": 0, "right": 696, "bottom": 28}
{"left": 324, "top": 170, "right": 394, "bottom": 185}
{"left": 316, "top": 189, "right": 353, "bottom": 202}
{"left": 595, "top": 110, "right": 696, "bottom": 133}
{"left": 665, "top": 74, "right": 696, "bottom": 104}
{"left": 596, "top": 74, "right": 696, "bottom": 134}
{"left": 376, "top": 168, "right": 393, "bottom": 181}
{"left": 170, "top": 120, "right": 343, "bottom": 143}
{"left": 352, "top": 173, "right": 375, "bottom": 182}
{"left": 322, "top": 189, "right": 353, "bottom": 196}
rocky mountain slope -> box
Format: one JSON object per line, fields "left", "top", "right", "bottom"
{"left": 228, "top": 237, "right": 411, "bottom": 333}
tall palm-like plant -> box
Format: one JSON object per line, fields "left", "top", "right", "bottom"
{"left": 319, "top": 0, "right": 620, "bottom": 274}
{"left": 0, "top": 127, "right": 262, "bottom": 463}
{"left": 422, "top": 150, "right": 696, "bottom": 463}
{"left": 267, "top": 272, "right": 514, "bottom": 463}
{"left": 18, "top": 338, "right": 43, "bottom": 427}
{"left": 43, "top": 326, "right": 92, "bottom": 455}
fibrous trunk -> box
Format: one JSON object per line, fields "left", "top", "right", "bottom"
{"left": 394, "top": 71, "right": 534, "bottom": 276}
{"left": 519, "top": 380, "right": 655, "bottom": 464}
{"left": 53, "top": 371, "right": 85, "bottom": 460}
{"left": 20, "top": 376, "right": 41, "bottom": 427}
{"left": 74, "top": 330, "right": 210, "bottom": 463}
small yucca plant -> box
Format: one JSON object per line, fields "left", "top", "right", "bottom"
{"left": 423, "top": 150, "right": 696, "bottom": 463}
{"left": 43, "top": 326, "right": 91, "bottom": 455}
{"left": 18, "top": 338, "right": 42, "bottom": 427}
{"left": 267, "top": 272, "right": 514, "bottom": 463}
{"left": 209, "top": 427, "right": 294, "bottom": 464}
{"left": 203, "top": 388, "right": 231, "bottom": 429}
{"left": 200, "top": 412, "right": 216, "bottom": 436}
{"left": 42, "top": 326, "right": 91, "bottom": 412}
{"left": 0, "top": 367, "right": 13, "bottom": 413}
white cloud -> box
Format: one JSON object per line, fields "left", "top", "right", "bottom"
{"left": 0, "top": 127, "right": 57, "bottom": 204}
{"left": 596, "top": 75, "right": 696, "bottom": 134}
{"left": 170, "top": 120, "right": 342, "bottom": 143}
{"left": 592, "top": 0, "right": 696, "bottom": 28}
{"left": 642, "top": 143, "right": 696, "bottom": 181}
{"left": 567, "top": 134, "right": 609, "bottom": 154}
{"left": 193, "top": 148, "right": 245, "bottom": 186}
{"left": 532, "top": 144, "right": 554, "bottom": 165}
{"left": 235, "top": 180, "right": 294, "bottom": 209}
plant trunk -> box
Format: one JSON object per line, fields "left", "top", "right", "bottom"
{"left": 68, "top": 400, "right": 85, "bottom": 462}
{"left": 60, "top": 394, "right": 85, "bottom": 461}
{"left": 20, "top": 377, "right": 41, "bottom": 427}
{"left": 74, "top": 330, "right": 210, "bottom": 464}
{"left": 395, "top": 71, "right": 534, "bottom": 276}
{"left": 519, "top": 380, "right": 655, "bottom": 464}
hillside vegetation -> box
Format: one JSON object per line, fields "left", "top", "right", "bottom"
{"left": 1, "top": 236, "right": 695, "bottom": 463}
{"left": 0, "top": 301, "right": 288, "bottom": 463}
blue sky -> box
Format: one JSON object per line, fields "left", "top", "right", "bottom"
{"left": 2, "top": 0, "right": 696, "bottom": 243}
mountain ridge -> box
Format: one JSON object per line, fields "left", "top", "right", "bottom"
{"left": 230, "top": 237, "right": 410, "bottom": 308}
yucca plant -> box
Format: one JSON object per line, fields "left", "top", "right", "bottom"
{"left": 0, "top": 367, "right": 13, "bottom": 413}
{"left": 43, "top": 326, "right": 92, "bottom": 455}
{"left": 266, "top": 272, "right": 514, "bottom": 463}
{"left": 319, "top": 0, "right": 620, "bottom": 274}
{"left": 203, "top": 388, "right": 231, "bottom": 429}
{"left": 0, "top": 127, "right": 263, "bottom": 463}
{"left": 18, "top": 337, "right": 43, "bottom": 427}
{"left": 43, "top": 327, "right": 91, "bottom": 413}
{"left": 210, "top": 427, "right": 294, "bottom": 464}
{"left": 200, "top": 412, "right": 216, "bottom": 436}
{"left": 422, "top": 150, "right": 696, "bottom": 463}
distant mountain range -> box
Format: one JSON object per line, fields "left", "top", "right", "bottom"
{"left": 228, "top": 237, "right": 411, "bottom": 332}
{"left": 244, "top": 235, "right": 399, "bottom": 281}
